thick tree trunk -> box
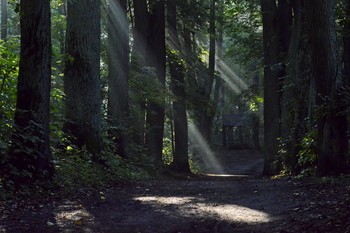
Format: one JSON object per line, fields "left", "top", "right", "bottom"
{"left": 167, "top": 0, "right": 190, "bottom": 173}
{"left": 305, "top": 0, "right": 348, "bottom": 175}
{"left": 146, "top": 0, "right": 166, "bottom": 161}
{"left": 1, "top": 0, "right": 7, "bottom": 40}
{"left": 6, "top": 0, "right": 53, "bottom": 185}
{"left": 261, "top": 0, "right": 282, "bottom": 175}
{"left": 281, "top": 0, "right": 312, "bottom": 174}
{"left": 64, "top": 0, "right": 102, "bottom": 156}
{"left": 108, "top": 0, "right": 129, "bottom": 158}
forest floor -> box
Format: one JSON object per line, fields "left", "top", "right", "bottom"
{"left": 1, "top": 149, "right": 350, "bottom": 233}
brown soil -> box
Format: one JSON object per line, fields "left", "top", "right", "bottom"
{"left": 1, "top": 150, "right": 350, "bottom": 233}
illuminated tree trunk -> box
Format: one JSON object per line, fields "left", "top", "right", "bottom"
{"left": 64, "top": 0, "right": 102, "bottom": 156}
{"left": 167, "top": 0, "right": 190, "bottom": 173}
{"left": 108, "top": 0, "right": 129, "bottom": 158}
{"left": 6, "top": 0, "right": 53, "bottom": 185}
{"left": 305, "top": 0, "right": 348, "bottom": 175}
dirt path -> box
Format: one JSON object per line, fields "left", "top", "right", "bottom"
{"left": 1, "top": 150, "right": 350, "bottom": 233}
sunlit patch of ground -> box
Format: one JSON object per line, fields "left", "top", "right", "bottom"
{"left": 134, "top": 196, "right": 274, "bottom": 224}
{"left": 54, "top": 201, "right": 95, "bottom": 231}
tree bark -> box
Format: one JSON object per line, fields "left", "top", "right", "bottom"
{"left": 261, "top": 0, "right": 282, "bottom": 175}
{"left": 64, "top": 0, "right": 102, "bottom": 156}
{"left": 1, "top": 0, "right": 7, "bottom": 40}
{"left": 6, "top": 0, "right": 53, "bottom": 185}
{"left": 167, "top": 0, "right": 190, "bottom": 173}
{"left": 305, "top": 0, "right": 348, "bottom": 175}
{"left": 146, "top": 0, "right": 166, "bottom": 161}
{"left": 130, "top": 0, "right": 149, "bottom": 146}
{"left": 344, "top": 0, "right": 350, "bottom": 88}
{"left": 108, "top": 0, "right": 129, "bottom": 158}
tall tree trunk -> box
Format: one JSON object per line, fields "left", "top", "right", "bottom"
{"left": 1, "top": 0, "right": 7, "bottom": 40}
{"left": 131, "top": 0, "right": 149, "bottom": 146}
{"left": 281, "top": 0, "right": 312, "bottom": 174}
{"left": 146, "top": 0, "right": 166, "bottom": 161}
{"left": 261, "top": 0, "right": 282, "bottom": 175}
{"left": 64, "top": 0, "right": 102, "bottom": 156}
{"left": 108, "top": 0, "right": 129, "bottom": 158}
{"left": 197, "top": 0, "right": 216, "bottom": 142}
{"left": 6, "top": 0, "right": 53, "bottom": 186}
{"left": 167, "top": 0, "right": 190, "bottom": 173}
{"left": 344, "top": 0, "right": 350, "bottom": 88}
{"left": 305, "top": 0, "right": 348, "bottom": 175}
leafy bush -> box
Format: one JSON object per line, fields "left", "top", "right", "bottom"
{"left": 53, "top": 145, "right": 152, "bottom": 191}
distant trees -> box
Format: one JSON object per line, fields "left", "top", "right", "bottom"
{"left": 2, "top": 0, "right": 350, "bottom": 190}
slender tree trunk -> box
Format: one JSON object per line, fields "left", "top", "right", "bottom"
{"left": 64, "top": 0, "right": 102, "bottom": 156}
{"left": 305, "top": 0, "right": 348, "bottom": 175}
{"left": 146, "top": 0, "right": 166, "bottom": 161}
{"left": 197, "top": 0, "right": 216, "bottom": 142}
{"left": 1, "top": 0, "right": 7, "bottom": 40}
{"left": 131, "top": 0, "right": 149, "bottom": 146}
{"left": 261, "top": 0, "right": 282, "bottom": 175}
{"left": 167, "top": 0, "right": 190, "bottom": 173}
{"left": 6, "top": 0, "right": 53, "bottom": 185}
{"left": 108, "top": 0, "right": 129, "bottom": 158}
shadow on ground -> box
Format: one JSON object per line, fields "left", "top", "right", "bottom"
{"left": 1, "top": 150, "right": 349, "bottom": 233}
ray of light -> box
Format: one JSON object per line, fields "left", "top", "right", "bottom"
{"left": 107, "top": 0, "right": 129, "bottom": 38}
{"left": 216, "top": 58, "right": 249, "bottom": 91}
{"left": 188, "top": 122, "right": 224, "bottom": 174}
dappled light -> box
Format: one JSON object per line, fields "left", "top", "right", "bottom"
{"left": 54, "top": 203, "right": 95, "bottom": 229}
{"left": 134, "top": 196, "right": 273, "bottom": 224}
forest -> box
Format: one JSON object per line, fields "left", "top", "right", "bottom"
{"left": 0, "top": 0, "right": 350, "bottom": 232}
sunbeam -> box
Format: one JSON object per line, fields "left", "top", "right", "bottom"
{"left": 188, "top": 122, "right": 224, "bottom": 174}
{"left": 107, "top": 0, "right": 129, "bottom": 39}
{"left": 216, "top": 57, "right": 249, "bottom": 92}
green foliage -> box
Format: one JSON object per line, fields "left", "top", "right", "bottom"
{"left": 53, "top": 145, "right": 152, "bottom": 190}
{"left": 0, "top": 37, "right": 20, "bottom": 158}
{"left": 297, "top": 129, "right": 318, "bottom": 176}
{"left": 224, "top": 0, "right": 262, "bottom": 68}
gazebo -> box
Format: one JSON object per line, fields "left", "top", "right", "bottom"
{"left": 222, "top": 114, "right": 252, "bottom": 149}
